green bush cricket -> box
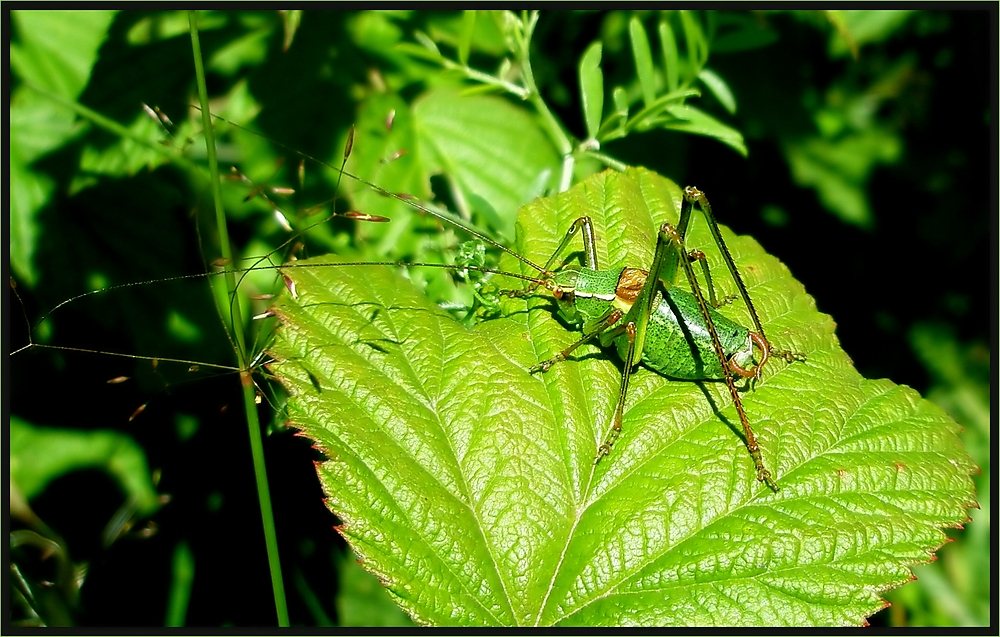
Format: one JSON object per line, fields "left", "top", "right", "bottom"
{"left": 489, "top": 186, "right": 804, "bottom": 490}
{"left": 212, "top": 112, "right": 806, "bottom": 491}
{"left": 16, "top": 111, "right": 802, "bottom": 492}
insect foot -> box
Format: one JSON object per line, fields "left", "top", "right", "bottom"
{"left": 713, "top": 293, "right": 738, "bottom": 308}
{"left": 594, "top": 412, "right": 624, "bottom": 465}
{"left": 758, "top": 468, "right": 779, "bottom": 492}
{"left": 773, "top": 348, "right": 807, "bottom": 364}
{"left": 529, "top": 355, "right": 563, "bottom": 374}
{"left": 593, "top": 434, "right": 619, "bottom": 466}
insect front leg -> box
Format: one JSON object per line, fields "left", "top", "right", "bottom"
{"left": 547, "top": 216, "right": 598, "bottom": 271}
{"left": 502, "top": 217, "right": 598, "bottom": 299}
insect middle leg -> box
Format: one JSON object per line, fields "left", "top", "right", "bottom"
{"left": 530, "top": 308, "right": 623, "bottom": 374}
{"left": 592, "top": 213, "right": 687, "bottom": 464}
{"left": 594, "top": 320, "right": 638, "bottom": 462}
{"left": 677, "top": 187, "right": 767, "bottom": 341}
{"left": 687, "top": 249, "right": 736, "bottom": 309}
{"left": 680, "top": 187, "right": 806, "bottom": 372}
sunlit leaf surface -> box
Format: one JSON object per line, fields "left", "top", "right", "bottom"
{"left": 269, "top": 169, "right": 976, "bottom": 626}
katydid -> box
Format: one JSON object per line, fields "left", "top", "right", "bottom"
{"left": 493, "top": 186, "right": 802, "bottom": 490}
{"left": 15, "top": 111, "right": 801, "bottom": 492}
{"left": 266, "top": 169, "right": 804, "bottom": 489}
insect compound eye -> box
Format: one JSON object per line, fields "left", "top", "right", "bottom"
{"left": 550, "top": 285, "right": 574, "bottom": 303}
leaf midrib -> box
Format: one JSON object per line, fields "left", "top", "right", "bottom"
{"left": 531, "top": 170, "right": 668, "bottom": 626}
{"left": 539, "top": 334, "right": 814, "bottom": 625}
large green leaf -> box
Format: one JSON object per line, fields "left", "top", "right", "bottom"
{"left": 268, "top": 168, "right": 976, "bottom": 626}
{"left": 344, "top": 87, "right": 560, "bottom": 248}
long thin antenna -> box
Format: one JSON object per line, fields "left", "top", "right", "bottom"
{"left": 12, "top": 262, "right": 549, "bottom": 345}
{"left": 194, "top": 107, "right": 550, "bottom": 275}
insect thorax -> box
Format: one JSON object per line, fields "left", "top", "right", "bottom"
{"left": 552, "top": 266, "right": 629, "bottom": 326}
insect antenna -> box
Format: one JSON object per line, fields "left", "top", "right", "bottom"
{"left": 11, "top": 108, "right": 556, "bottom": 433}
{"left": 198, "top": 108, "right": 551, "bottom": 277}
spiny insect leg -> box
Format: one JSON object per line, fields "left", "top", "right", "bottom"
{"left": 662, "top": 219, "right": 779, "bottom": 491}
{"left": 595, "top": 322, "right": 638, "bottom": 463}
{"left": 530, "top": 309, "right": 623, "bottom": 374}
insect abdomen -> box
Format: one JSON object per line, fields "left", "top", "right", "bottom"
{"left": 625, "top": 287, "right": 751, "bottom": 380}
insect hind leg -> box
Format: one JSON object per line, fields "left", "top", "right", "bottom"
{"left": 660, "top": 215, "right": 780, "bottom": 490}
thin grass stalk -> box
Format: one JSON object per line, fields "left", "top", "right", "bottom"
{"left": 188, "top": 11, "right": 290, "bottom": 627}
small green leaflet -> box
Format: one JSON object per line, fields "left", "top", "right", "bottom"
{"left": 269, "top": 168, "right": 976, "bottom": 627}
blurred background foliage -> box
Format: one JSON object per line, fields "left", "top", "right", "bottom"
{"left": 7, "top": 9, "right": 992, "bottom": 627}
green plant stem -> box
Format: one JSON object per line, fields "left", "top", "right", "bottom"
{"left": 433, "top": 11, "right": 576, "bottom": 190}
{"left": 584, "top": 149, "right": 628, "bottom": 171}
{"left": 188, "top": 11, "right": 289, "bottom": 627}
{"left": 625, "top": 88, "right": 702, "bottom": 133}
{"left": 165, "top": 542, "right": 194, "bottom": 626}
{"left": 512, "top": 11, "right": 575, "bottom": 190}
{"left": 440, "top": 57, "right": 529, "bottom": 99}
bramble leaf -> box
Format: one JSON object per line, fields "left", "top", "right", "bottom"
{"left": 269, "top": 168, "right": 976, "bottom": 626}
